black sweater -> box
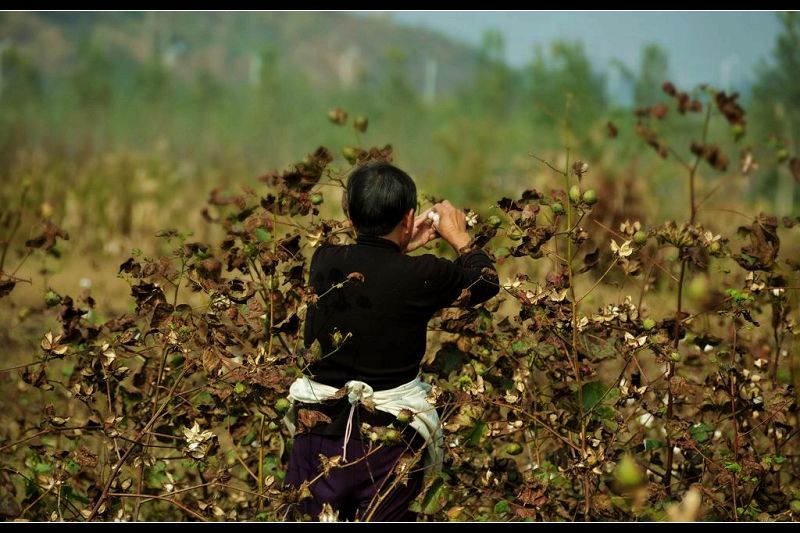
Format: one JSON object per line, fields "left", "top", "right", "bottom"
{"left": 304, "top": 233, "right": 499, "bottom": 391}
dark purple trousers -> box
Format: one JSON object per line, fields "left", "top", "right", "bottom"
{"left": 285, "top": 433, "right": 425, "bottom": 522}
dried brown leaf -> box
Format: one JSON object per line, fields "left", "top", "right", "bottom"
{"left": 298, "top": 410, "right": 332, "bottom": 432}
{"left": 790, "top": 157, "right": 800, "bottom": 183}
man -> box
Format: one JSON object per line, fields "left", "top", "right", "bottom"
{"left": 284, "top": 161, "right": 499, "bottom": 521}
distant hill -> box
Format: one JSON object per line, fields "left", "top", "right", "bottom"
{"left": 0, "top": 11, "right": 481, "bottom": 97}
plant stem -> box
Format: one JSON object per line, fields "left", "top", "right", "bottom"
{"left": 108, "top": 492, "right": 208, "bottom": 521}
{"left": 730, "top": 325, "right": 741, "bottom": 520}
{"left": 0, "top": 183, "right": 29, "bottom": 274}
{"left": 87, "top": 367, "right": 188, "bottom": 521}
{"left": 560, "top": 145, "right": 590, "bottom": 520}
{"left": 258, "top": 414, "right": 265, "bottom": 512}
{"left": 562, "top": 150, "right": 583, "bottom": 442}
{"left": 770, "top": 296, "right": 783, "bottom": 382}
{"left": 576, "top": 257, "right": 619, "bottom": 304}
{"left": 135, "top": 256, "right": 186, "bottom": 521}
{"left": 133, "top": 463, "right": 144, "bottom": 522}
{"left": 664, "top": 102, "right": 713, "bottom": 496}
{"left": 664, "top": 260, "right": 686, "bottom": 496}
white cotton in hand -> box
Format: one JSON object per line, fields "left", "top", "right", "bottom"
{"left": 427, "top": 211, "right": 440, "bottom": 224}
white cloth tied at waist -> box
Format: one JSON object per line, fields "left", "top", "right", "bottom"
{"left": 284, "top": 376, "right": 443, "bottom": 472}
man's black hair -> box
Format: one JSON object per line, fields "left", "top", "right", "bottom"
{"left": 345, "top": 162, "right": 417, "bottom": 237}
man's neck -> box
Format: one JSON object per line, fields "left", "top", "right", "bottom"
{"left": 379, "top": 227, "right": 406, "bottom": 251}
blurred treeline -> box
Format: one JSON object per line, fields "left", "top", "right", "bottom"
{"left": 1, "top": 11, "right": 798, "bottom": 253}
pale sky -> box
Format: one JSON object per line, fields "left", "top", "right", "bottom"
{"left": 374, "top": 11, "right": 784, "bottom": 92}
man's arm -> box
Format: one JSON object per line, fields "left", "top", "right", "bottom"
{"left": 452, "top": 249, "right": 499, "bottom": 305}
{"left": 414, "top": 200, "right": 499, "bottom": 309}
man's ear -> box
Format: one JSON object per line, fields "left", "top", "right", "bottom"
{"left": 404, "top": 209, "right": 415, "bottom": 233}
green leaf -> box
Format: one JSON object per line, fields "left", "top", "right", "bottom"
{"left": 65, "top": 459, "right": 80, "bottom": 475}
{"left": 61, "top": 363, "right": 75, "bottom": 378}
{"left": 604, "top": 387, "right": 621, "bottom": 403}
{"left": 504, "top": 443, "right": 523, "bottom": 455}
{"left": 467, "top": 422, "right": 487, "bottom": 447}
{"left": 644, "top": 439, "right": 664, "bottom": 451}
{"left": 594, "top": 404, "right": 618, "bottom": 431}
{"left": 234, "top": 382, "right": 246, "bottom": 394}
{"left": 145, "top": 461, "right": 168, "bottom": 489}
{"left": 602, "top": 419, "right": 619, "bottom": 432}
{"left": 62, "top": 486, "right": 88, "bottom": 504}
{"left": 241, "top": 427, "right": 258, "bottom": 446}
{"left": 690, "top": 422, "right": 714, "bottom": 443}
{"left": 195, "top": 391, "right": 215, "bottom": 406}
{"left": 582, "top": 336, "right": 617, "bottom": 359}
{"left": 594, "top": 405, "right": 616, "bottom": 420}
{"left": 420, "top": 476, "right": 447, "bottom": 515}
{"left": 581, "top": 381, "right": 606, "bottom": 412}
{"left": 255, "top": 228, "right": 272, "bottom": 242}
{"left": 511, "top": 340, "right": 528, "bottom": 354}
{"left": 725, "top": 461, "right": 742, "bottom": 473}
{"left": 494, "top": 500, "right": 510, "bottom": 514}
{"left": 431, "top": 344, "right": 467, "bottom": 376}
{"left": 615, "top": 454, "right": 644, "bottom": 487}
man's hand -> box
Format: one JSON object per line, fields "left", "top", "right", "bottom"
{"left": 431, "top": 200, "right": 471, "bottom": 252}
{"left": 405, "top": 208, "right": 440, "bottom": 253}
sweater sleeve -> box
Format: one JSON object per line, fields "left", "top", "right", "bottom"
{"left": 412, "top": 249, "right": 499, "bottom": 310}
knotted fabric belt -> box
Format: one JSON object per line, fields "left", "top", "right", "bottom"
{"left": 284, "top": 376, "right": 443, "bottom": 472}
